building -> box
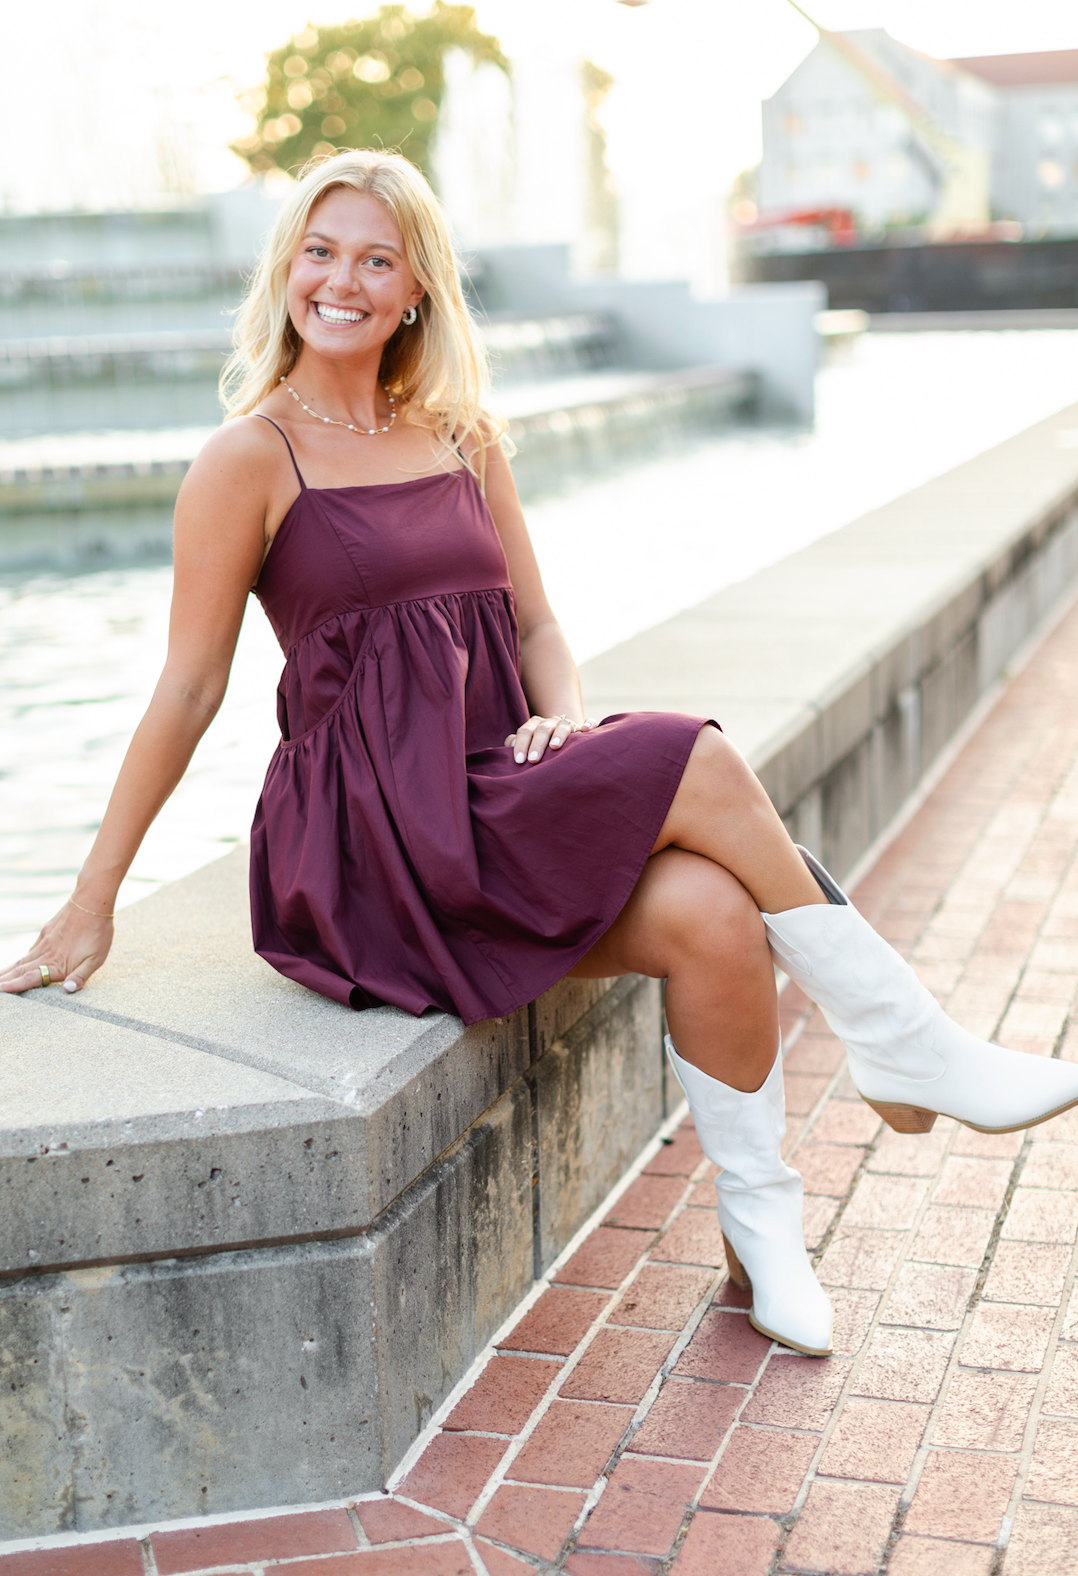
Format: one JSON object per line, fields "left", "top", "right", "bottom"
{"left": 954, "top": 49, "right": 1078, "bottom": 231}
{"left": 757, "top": 32, "right": 1078, "bottom": 237}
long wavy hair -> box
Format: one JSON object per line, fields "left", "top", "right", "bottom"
{"left": 220, "top": 149, "right": 504, "bottom": 470}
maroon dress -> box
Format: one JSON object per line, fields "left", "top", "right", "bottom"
{"left": 249, "top": 418, "right": 710, "bottom": 1025}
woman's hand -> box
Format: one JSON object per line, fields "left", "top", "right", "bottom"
{"left": 505, "top": 713, "right": 599, "bottom": 764}
{"left": 0, "top": 901, "right": 114, "bottom": 995}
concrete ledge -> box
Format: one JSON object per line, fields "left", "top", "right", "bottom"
{"left": 7, "top": 402, "right": 1078, "bottom": 1537}
{"left": 1, "top": 862, "right": 661, "bottom": 1535}
{"left": 581, "top": 402, "right": 1078, "bottom": 876}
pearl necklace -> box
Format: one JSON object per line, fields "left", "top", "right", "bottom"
{"left": 280, "top": 376, "right": 396, "bottom": 435}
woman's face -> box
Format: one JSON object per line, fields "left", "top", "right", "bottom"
{"left": 286, "top": 187, "right": 425, "bottom": 362}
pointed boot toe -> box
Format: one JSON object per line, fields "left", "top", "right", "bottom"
{"left": 665, "top": 1036, "right": 833, "bottom": 1358}
{"left": 764, "top": 848, "right": 1078, "bottom": 1136}
{"left": 722, "top": 1217, "right": 833, "bottom": 1356}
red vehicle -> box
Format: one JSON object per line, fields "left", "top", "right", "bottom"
{"left": 739, "top": 206, "right": 859, "bottom": 245}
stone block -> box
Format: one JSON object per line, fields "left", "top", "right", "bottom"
{"left": 875, "top": 700, "right": 917, "bottom": 834}
{"left": 870, "top": 629, "right": 921, "bottom": 724}
{"left": 821, "top": 733, "right": 873, "bottom": 881}
{"left": 531, "top": 976, "right": 616, "bottom": 1064}
{"left": 754, "top": 707, "right": 821, "bottom": 821}
{"left": 0, "top": 1286, "right": 70, "bottom": 1539}
{"left": 0, "top": 1078, "right": 533, "bottom": 1537}
{"left": 817, "top": 666, "right": 874, "bottom": 782}
{"left": 921, "top": 628, "right": 978, "bottom": 774}
{"left": 15, "top": 852, "right": 533, "bottom": 1235}
{"left": 535, "top": 975, "right": 663, "bottom": 1272}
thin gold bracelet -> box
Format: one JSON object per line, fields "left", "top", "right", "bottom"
{"left": 68, "top": 895, "right": 115, "bottom": 919}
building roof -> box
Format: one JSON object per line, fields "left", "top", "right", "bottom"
{"left": 949, "top": 50, "right": 1078, "bottom": 87}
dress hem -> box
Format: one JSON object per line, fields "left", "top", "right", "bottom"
{"left": 252, "top": 714, "right": 718, "bottom": 1027}
{"left": 448, "top": 714, "right": 718, "bottom": 1024}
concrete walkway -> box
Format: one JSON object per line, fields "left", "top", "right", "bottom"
{"left": 12, "top": 598, "right": 1078, "bottom": 1574}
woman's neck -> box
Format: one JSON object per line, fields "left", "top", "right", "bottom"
{"left": 286, "top": 349, "right": 389, "bottom": 429}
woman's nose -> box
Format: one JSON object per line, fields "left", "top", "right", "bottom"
{"left": 329, "top": 258, "right": 361, "bottom": 295}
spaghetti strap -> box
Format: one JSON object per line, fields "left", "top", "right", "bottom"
{"left": 256, "top": 414, "right": 307, "bottom": 490}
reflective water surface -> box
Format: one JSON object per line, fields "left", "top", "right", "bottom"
{"left": 5, "top": 329, "right": 1078, "bottom": 959}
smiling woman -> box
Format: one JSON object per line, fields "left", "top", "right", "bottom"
{"left": 11, "top": 148, "right": 1078, "bottom": 1368}
{"left": 219, "top": 151, "right": 500, "bottom": 474}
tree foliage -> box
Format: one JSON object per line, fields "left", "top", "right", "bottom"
{"left": 232, "top": 4, "right": 508, "bottom": 184}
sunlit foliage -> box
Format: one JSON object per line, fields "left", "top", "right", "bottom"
{"left": 232, "top": 4, "right": 508, "bottom": 183}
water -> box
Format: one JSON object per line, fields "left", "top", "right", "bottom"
{"left": 5, "top": 328, "right": 1078, "bottom": 962}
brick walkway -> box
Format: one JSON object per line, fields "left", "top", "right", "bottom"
{"left": 12, "top": 597, "right": 1078, "bottom": 1575}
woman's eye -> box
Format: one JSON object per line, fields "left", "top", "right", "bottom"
{"left": 367, "top": 256, "right": 390, "bottom": 268}
{"left": 308, "top": 247, "right": 330, "bottom": 259}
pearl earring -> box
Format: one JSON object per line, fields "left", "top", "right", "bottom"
{"left": 401, "top": 306, "right": 418, "bottom": 326}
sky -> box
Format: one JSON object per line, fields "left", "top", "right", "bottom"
{"left": 3, "top": 0, "right": 1077, "bottom": 213}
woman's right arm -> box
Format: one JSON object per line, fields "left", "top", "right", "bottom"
{"left": 0, "top": 419, "right": 280, "bottom": 995}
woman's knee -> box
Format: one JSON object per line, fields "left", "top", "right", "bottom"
{"left": 685, "top": 725, "right": 754, "bottom": 788}
{"left": 573, "top": 849, "right": 770, "bottom": 982}
{"left": 647, "top": 849, "right": 768, "bottom": 965}
{"left": 657, "top": 727, "right": 770, "bottom": 849}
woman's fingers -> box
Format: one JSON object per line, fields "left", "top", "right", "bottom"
{"left": 60, "top": 954, "right": 102, "bottom": 993}
{"left": 0, "top": 950, "right": 101, "bottom": 994}
{"left": 0, "top": 957, "right": 56, "bottom": 993}
{"left": 508, "top": 716, "right": 537, "bottom": 762}
{"left": 0, "top": 906, "right": 113, "bottom": 994}
{"left": 545, "top": 717, "right": 577, "bottom": 752}
{"left": 507, "top": 714, "right": 585, "bottom": 764}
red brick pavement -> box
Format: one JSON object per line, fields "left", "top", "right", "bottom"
{"left": 12, "top": 603, "right": 1078, "bottom": 1572}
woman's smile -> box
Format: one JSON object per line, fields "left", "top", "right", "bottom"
{"left": 312, "top": 301, "right": 369, "bottom": 326}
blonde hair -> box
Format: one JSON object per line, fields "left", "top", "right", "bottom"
{"left": 220, "top": 149, "right": 505, "bottom": 467}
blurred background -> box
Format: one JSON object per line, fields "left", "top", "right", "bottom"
{"left": 4, "top": 0, "right": 1078, "bottom": 958}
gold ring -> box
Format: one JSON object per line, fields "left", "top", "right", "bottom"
{"left": 39, "top": 964, "right": 51, "bottom": 987}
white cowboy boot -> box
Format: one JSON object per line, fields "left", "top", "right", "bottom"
{"left": 763, "top": 847, "right": 1078, "bottom": 1135}
{"left": 665, "top": 1034, "right": 833, "bottom": 1356}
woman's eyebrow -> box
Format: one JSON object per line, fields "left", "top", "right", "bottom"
{"left": 303, "top": 230, "right": 402, "bottom": 255}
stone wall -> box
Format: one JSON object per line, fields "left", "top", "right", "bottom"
{"left": 5, "top": 401, "right": 1078, "bottom": 1537}
{"left": 1, "top": 864, "right": 666, "bottom": 1538}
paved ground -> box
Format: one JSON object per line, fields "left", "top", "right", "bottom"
{"left": 12, "top": 598, "right": 1078, "bottom": 1575}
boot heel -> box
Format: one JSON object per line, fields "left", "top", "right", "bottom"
{"left": 722, "top": 1233, "right": 751, "bottom": 1290}
{"left": 864, "top": 1099, "right": 937, "bottom": 1134}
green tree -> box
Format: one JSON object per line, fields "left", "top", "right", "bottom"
{"left": 232, "top": 4, "right": 508, "bottom": 184}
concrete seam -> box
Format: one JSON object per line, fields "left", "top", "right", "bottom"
{"left": 344, "top": 1503, "right": 370, "bottom": 1548}
{"left": 23, "top": 991, "right": 350, "bottom": 1104}
{"left": 1, "top": 1097, "right": 516, "bottom": 1285}
{"left": 526, "top": 1064, "right": 543, "bottom": 1284}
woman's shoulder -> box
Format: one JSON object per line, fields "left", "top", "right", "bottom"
{"left": 194, "top": 410, "right": 287, "bottom": 471}
{"left": 180, "top": 410, "right": 294, "bottom": 500}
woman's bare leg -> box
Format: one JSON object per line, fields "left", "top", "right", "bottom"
{"left": 655, "top": 726, "right": 827, "bottom": 915}
{"left": 570, "top": 728, "right": 825, "bottom": 1089}
{"left": 570, "top": 846, "right": 778, "bottom": 1092}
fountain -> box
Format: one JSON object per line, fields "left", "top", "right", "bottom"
{"left": 0, "top": 201, "right": 820, "bottom": 571}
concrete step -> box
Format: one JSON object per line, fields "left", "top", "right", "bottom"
{"left": 0, "top": 364, "right": 754, "bottom": 540}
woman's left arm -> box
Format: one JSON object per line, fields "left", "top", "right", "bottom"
{"left": 482, "top": 440, "right": 597, "bottom": 763}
